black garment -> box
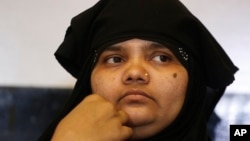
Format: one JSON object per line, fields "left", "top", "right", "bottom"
{"left": 39, "top": 0, "right": 238, "bottom": 140}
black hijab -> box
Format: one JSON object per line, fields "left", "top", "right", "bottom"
{"left": 39, "top": 0, "right": 238, "bottom": 140}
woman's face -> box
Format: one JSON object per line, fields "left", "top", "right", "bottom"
{"left": 91, "top": 38, "right": 188, "bottom": 140}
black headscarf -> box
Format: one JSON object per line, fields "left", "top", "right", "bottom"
{"left": 39, "top": 0, "right": 238, "bottom": 140}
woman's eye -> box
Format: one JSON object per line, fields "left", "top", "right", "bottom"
{"left": 152, "top": 55, "right": 169, "bottom": 62}
{"left": 106, "top": 56, "right": 124, "bottom": 64}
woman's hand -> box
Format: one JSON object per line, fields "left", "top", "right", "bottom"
{"left": 51, "top": 94, "right": 133, "bottom": 141}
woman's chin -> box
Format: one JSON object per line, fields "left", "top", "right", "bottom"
{"left": 121, "top": 105, "right": 155, "bottom": 127}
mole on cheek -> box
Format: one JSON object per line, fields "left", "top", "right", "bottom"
{"left": 173, "top": 73, "right": 177, "bottom": 78}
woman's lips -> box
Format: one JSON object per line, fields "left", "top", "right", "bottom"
{"left": 118, "top": 89, "right": 154, "bottom": 103}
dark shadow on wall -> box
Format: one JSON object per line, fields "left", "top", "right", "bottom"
{"left": 0, "top": 87, "right": 72, "bottom": 141}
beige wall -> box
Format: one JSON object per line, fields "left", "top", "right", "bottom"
{"left": 0, "top": 0, "right": 249, "bottom": 93}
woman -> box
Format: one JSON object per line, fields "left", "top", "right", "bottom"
{"left": 39, "top": 0, "right": 238, "bottom": 140}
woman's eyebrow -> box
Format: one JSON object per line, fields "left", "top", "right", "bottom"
{"left": 146, "top": 42, "right": 168, "bottom": 50}
{"left": 103, "top": 45, "right": 123, "bottom": 52}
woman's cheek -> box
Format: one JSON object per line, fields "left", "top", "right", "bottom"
{"left": 91, "top": 72, "right": 119, "bottom": 102}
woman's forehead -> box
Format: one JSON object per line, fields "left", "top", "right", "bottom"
{"left": 102, "top": 39, "right": 173, "bottom": 52}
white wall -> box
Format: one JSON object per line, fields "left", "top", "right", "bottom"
{"left": 0, "top": 0, "right": 249, "bottom": 93}
{"left": 0, "top": 0, "right": 98, "bottom": 88}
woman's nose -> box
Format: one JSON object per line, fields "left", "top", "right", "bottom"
{"left": 122, "top": 63, "right": 150, "bottom": 85}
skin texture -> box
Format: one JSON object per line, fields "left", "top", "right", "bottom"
{"left": 52, "top": 38, "right": 188, "bottom": 141}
